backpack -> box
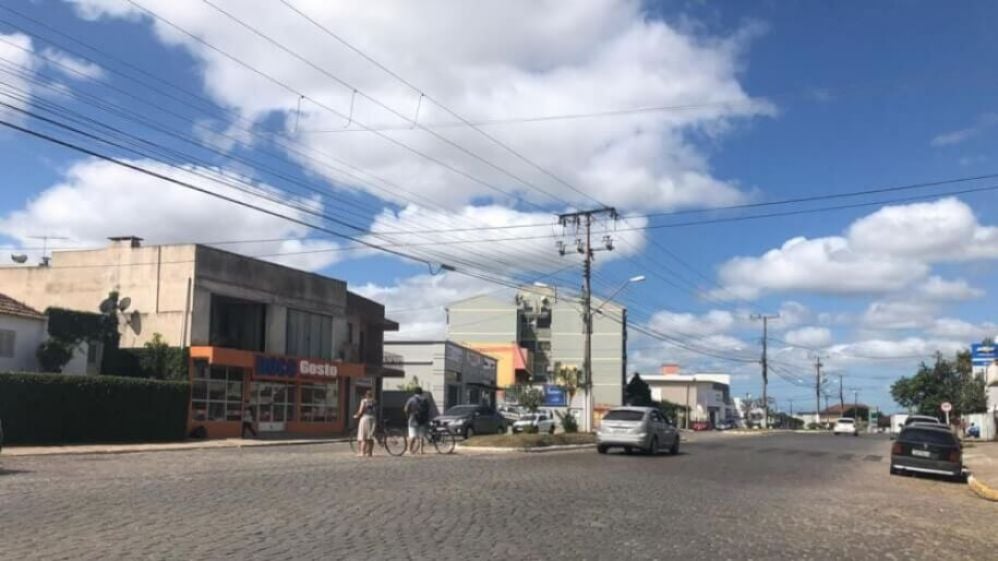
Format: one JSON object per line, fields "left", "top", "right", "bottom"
{"left": 415, "top": 396, "right": 430, "bottom": 424}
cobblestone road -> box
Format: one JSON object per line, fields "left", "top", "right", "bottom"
{"left": 1, "top": 433, "right": 994, "bottom": 560}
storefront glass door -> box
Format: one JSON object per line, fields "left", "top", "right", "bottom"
{"left": 254, "top": 382, "right": 294, "bottom": 432}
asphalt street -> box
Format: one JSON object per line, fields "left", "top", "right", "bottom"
{"left": 1, "top": 432, "right": 994, "bottom": 561}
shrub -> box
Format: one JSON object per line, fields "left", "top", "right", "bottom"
{"left": 0, "top": 372, "right": 189, "bottom": 444}
{"left": 557, "top": 410, "right": 579, "bottom": 433}
{"left": 35, "top": 339, "right": 75, "bottom": 373}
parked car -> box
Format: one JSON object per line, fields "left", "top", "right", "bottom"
{"left": 892, "top": 415, "right": 945, "bottom": 439}
{"left": 596, "top": 406, "right": 680, "bottom": 455}
{"left": 832, "top": 417, "right": 859, "bottom": 436}
{"left": 890, "top": 424, "right": 964, "bottom": 480}
{"left": 433, "top": 404, "right": 506, "bottom": 438}
{"left": 512, "top": 411, "right": 556, "bottom": 434}
{"left": 714, "top": 420, "right": 735, "bottom": 431}
{"left": 498, "top": 405, "right": 524, "bottom": 423}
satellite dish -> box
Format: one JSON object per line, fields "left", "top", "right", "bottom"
{"left": 99, "top": 298, "right": 116, "bottom": 314}
{"left": 118, "top": 297, "right": 131, "bottom": 311}
{"left": 10, "top": 254, "right": 28, "bottom": 264}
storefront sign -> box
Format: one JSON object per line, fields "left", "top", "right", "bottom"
{"left": 254, "top": 355, "right": 338, "bottom": 379}
{"left": 255, "top": 355, "right": 296, "bottom": 378}
{"left": 300, "top": 359, "right": 337, "bottom": 378}
{"left": 543, "top": 384, "right": 568, "bottom": 407}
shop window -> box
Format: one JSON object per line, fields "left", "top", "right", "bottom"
{"left": 255, "top": 382, "right": 295, "bottom": 423}
{"left": 191, "top": 361, "right": 244, "bottom": 422}
{"left": 286, "top": 309, "right": 333, "bottom": 360}
{"left": 300, "top": 382, "right": 339, "bottom": 422}
{"left": 210, "top": 295, "right": 266, "bottom": 352}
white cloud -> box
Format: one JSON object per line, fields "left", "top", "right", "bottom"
{"left": 362, "top": 205, "right": 646, "bottom": 276}
{"left": 0, "top": 157, "right": 342, "bottom": 271}
{"left": 647, "top": 309, "right": 736, "bottom": 338}
{"left": 828, "top": 337, "right": 965, "bottom": 362}
{"left": 0, "top": 33, "right": 38, "bottom": 122}
{"left": 66, "top": 0, "right": 772, "bottom": 212}
{"left": 784, "top": 326, "right": 831, "bottom": 348}
{"left": 353, "top": 272, "right": 501, "bottom": 340}
{"left": 927, "top": 318, "right": 998, "bottom": 341}
{"left": 915, "top": 276, "right": 984, "bottom": 301}
{"left": 714, "top": 198, "right": 998, "bottom": 300}
{"left": 931, "top": 113, "right": 998, "bottom": 147}
{"left": 41, "top": 47, "right": 106, "bottom": 80}
{"left": 861, "top": 299, "right": 937, "bottom": 331}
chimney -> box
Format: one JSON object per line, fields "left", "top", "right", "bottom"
{"left": 661, "top": 363, "right": 680, "bottom": 376}
{"left": 108, "top": 236, "right": 143, "bottom": 249}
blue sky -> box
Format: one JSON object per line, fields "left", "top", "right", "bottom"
{"left": 1, "top": 0, "right": 996, "bottom": 412}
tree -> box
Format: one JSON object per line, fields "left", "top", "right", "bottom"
{"left": 140, "top": 333, "right": 186, "bottom": 380}
{"left": 553, "top": 364, "right": 581, "bottom": 406}
{"left": 397, "top": 376, "right": 422, "bottom": 392}
{"left": 36, "top": 339, "right": 75, "bottom": 372}
{"left": 890, "top": 351, "right": 986, "bottom": 419}
{"left": 624, "top": 373, "right": 652, "bottom": 406}
{"left": 518, "top": 387, "right": 544, "bottom": 413}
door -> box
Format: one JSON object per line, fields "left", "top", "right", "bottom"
{"left": 255, "top": 382, "right": 294, "bottom": 432}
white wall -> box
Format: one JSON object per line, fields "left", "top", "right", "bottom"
{"left": 0, "top": 314, "right": 47, "bottom": 372}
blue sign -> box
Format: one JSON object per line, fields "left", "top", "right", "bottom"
{"left": 972, "top": 343, "right": 997, "bottom": 365}
{"left": 543, "top": 385, "right": 567, "bottom": 407}
{"left": 255, "top": 355, "right": 297, "bottom": 378}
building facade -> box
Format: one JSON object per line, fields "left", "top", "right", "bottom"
{"left": 382, "top": 340, "right": 498, "bottom": 416}
{"left": 447, "top": 286, "right": 627, "bottom": 412}
{"left": 641, "top": 367, "right": 733, "bottom": 428}
{"left": 0, "top": 293, "right": 93, "bottom": 375}
{"left": 0, "top": 237, "right": 400, "bottom": 437}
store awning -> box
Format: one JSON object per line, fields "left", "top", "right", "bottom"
{"left": 513, "top": 346, "right": 531, "bottom": 372}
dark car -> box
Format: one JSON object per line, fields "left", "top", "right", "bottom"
{"left": 433, "top": 404, "right": 506, "bottom": 439}
{"left": 890, "top": 424, "right": 963, "bottom": 480}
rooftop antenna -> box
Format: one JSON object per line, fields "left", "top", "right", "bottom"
{"left": 28, "top": 235, "right": 68, "bottom": 266}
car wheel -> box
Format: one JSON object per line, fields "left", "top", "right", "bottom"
{"left": 669, "top": 436, "right": 680, "bottom": 455}
{"left": 464, "top": 427, "right": 475, "bottom": 439}
{"left": 624, "top": 447, "right": 633, "bottom": 455}
{"left": 889, "top": 465, "right": 898, "bottom": 476}
{"left": 548, "top": 426, "right": 555, "bottom": 435}
{"left": 648, "top": 437, "right": 659, "bottom": 455}
{"left": 597, "top": 445, "right": 608, "bottom": 454}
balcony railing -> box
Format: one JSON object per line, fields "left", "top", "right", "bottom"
{"left": 383, "top": 351, "right": 404, "bottom": 366}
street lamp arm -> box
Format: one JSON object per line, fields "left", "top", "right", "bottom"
{"left": 593, "top": 275, "right": 645, "bottom": 315}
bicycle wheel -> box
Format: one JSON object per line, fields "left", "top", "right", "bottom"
{"left": 382, "top": 427, "right": 408, "bottom": 457}
{"left": 349, "top": 438, "right": 358, "bottom": 454}
{"left": 432, "top": 430, "right": 456, "bottom": 454}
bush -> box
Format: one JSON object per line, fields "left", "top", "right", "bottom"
{"left": 36, "top": 339, "right": 75, "bottom": 373}
{"left": 0, "top": 372, "right": 189, "bottom": 444}
{"left": 557, "top": 410, "right": 579, "bottom": 433}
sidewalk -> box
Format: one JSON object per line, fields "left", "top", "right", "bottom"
{"left": 963, "top": 440, "right": 998, "bottom": 502}
{"left": 3, "top": 436, "right": 350, "bottom": 457}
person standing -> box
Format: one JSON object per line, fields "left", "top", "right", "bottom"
{"left": 404, "top": 387, "right": 430, "bottom": 455}
{"left": 241, "top": 400, "right": 257, "bottom": 439}
{"left": 353, "top": 390, "right": 377, "bottom": 457}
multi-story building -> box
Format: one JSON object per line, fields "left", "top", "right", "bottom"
{"left": 446, "top": 285, "right": 627, "bottom": 412}
{"left": 0, "top": 236, "right": 400, "bottom": 438}
{"left": 382, "top": 340, "right": 498, "bottom": 419}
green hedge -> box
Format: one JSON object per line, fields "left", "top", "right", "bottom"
{"left": 0, "top": 372, "right": 189, "bottom": 445}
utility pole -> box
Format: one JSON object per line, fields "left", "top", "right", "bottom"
{"left": 837, "top": 373, "right": 845, "bottom": 413}
{"left": 751, "top": 313, "right": 779, "bottom": 429}
{"left": 853, "top": 389, "right": 859, "bottom": 420}
{"left": 813, "top": 355, "right": 824, "bottom": 427}
{"left": 557, "top": 207, "right": 618, "bottom": 433}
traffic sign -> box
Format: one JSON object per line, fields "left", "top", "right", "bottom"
{"left": 971, "top": 343, "right": 997, "bottom": 365}
{"left": 941, "top": 402, "right": 952, "bottom": 413}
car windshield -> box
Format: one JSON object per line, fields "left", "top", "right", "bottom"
{"left": 603, "top": 410, "right": 646, "bottom": 422}
{"left": 520, "top": 414, "right": 538, "bottom": 421}
{"left": 837, "top": 419, "right": 854, "bottom": 424}
{"left": 443, "top": 406, "right": 478, "bottom": 416}
{"left": 901, "top": 428, "right": 957, "bottom": 446}
{"left": 906, "top": 417, "right": 939, "bottom": 425}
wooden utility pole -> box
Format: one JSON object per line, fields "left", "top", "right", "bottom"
{"left": 751, "top": 313, "right": 779, "bottom": 429}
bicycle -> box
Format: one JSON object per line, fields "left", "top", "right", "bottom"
{"left": 349, "top": 423, "right": 407, "bottom": 456}
{"left": 406, "top": 423, "right": 457, "bottom": 455}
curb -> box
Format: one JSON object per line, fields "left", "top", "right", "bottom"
{"left": 4, "top": 438, "right": 350, "bottom": 458}
{"left": 458, "top": 443, "right": 594, "bottom": 454}
{"left": 967, "top": 474, "right": 998, "bottom": 502}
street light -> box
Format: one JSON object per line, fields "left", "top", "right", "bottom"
{"left": 582, "top": 273, "right": 645, "bottom": 432}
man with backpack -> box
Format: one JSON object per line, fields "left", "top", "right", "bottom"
{"left": 404, "top": 386, "right": 431, "bottom": 455}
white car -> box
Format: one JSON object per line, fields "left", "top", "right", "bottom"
{"left": 512, "top": 412, "right": 556, "bottom": 434}
{"left": 832, "top": 417, "right": 858, "bottom": 436}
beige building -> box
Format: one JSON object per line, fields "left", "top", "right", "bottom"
{"left": 0, "top": 237, "right": 399, "bottom": 438}
{"left": 641, "top": 365, "right": 733, "bottom": 428}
